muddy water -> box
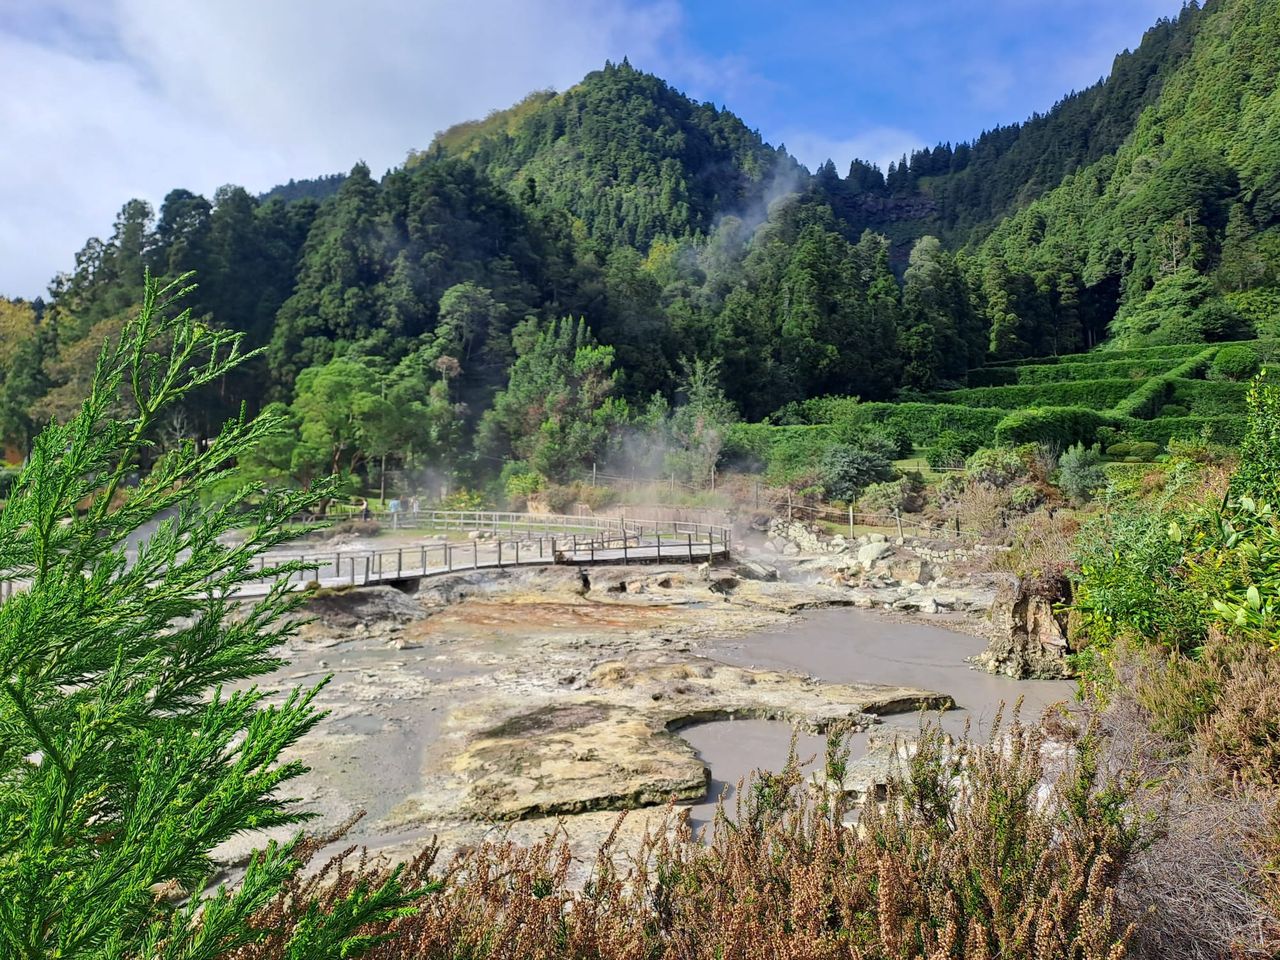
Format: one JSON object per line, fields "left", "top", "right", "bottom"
{"left": 681, "top": 608, "right": 1071, "bottom": 828}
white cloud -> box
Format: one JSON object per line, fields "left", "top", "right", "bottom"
{"left": 780, "top": 127, "right": 926, "bottom": 176}
{"left": 0, "top": 0, "right": 688, "bottom": 297}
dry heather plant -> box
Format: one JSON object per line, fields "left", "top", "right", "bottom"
{"left": 1099, "top": 641, "right": 1280, "bottom": 958}
{"left": 230, "top": 716, "right": 1138, "bottom": 960}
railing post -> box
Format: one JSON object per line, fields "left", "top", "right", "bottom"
{"left": 687, "top": 533, "right": 693, "bottom": 562}
{"left": 473, "top": 540, "right": 479, "bottom": 569}
{"left": 497, "top": 540, "right": 503, "bottom": 568}
{"left": 397, "top": 548, "right": 403, "bottom": 578}
{"left": 362, "top": 555, "right": 370, "bottom": 585}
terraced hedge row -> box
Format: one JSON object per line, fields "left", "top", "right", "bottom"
{"left": 938, "top": 379, "right": 1137, "bottom": 411}
{"left": 983, "top": 341, "right": 1240, "bottom": 368}
{"left": 1110, "top": 347, "right": 1219, "bottom": 419}
{"left": 1167, "top": 378, "right": 1251, "bottom": 416}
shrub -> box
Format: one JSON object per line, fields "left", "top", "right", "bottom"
{"left": 1232, "top": 370, "right": 1280, "bottom": 504}
{"left": 501, "top": 460, "right": 543, "bottom": 506}
{"left": 1105, "top": 441, "right": 1161, "bottom": 461}
{"left": 1009, "top": 484, "right": 1044, "bottom": 513}
{"left": 442, "top": 487, "right": 486, "bottom": 511}
{"left": 819, "top": 443, "right": 896, "bottom": 501}
{"left": 1158, "top": 403, "right": 1189, "bottom": 417}
{"left": 722, "top": 423, "right": 834, "bottom": 483}
{"left": 926, "top": 429, "right": 983, "bottom": 470}
{"left": 859, "top": 474, "right": 925, "bottom": 514}
{"left": 235, "top": 718, "right": 1138, "bottom": 960}
{"left": 789, "top": 398, "right": 1004, "bottom": 446}
{"left": 1058, "top": 442, "right": 1107, "bottom": 504}
{"left": 964, "top": 446, "right": 1028, "bottom": 488}
{"left": 831, "top": 422, "right": 906, "bottom": 460}
{"left": 1210, "top": 344, "right": 1262, "bottom": 382}
{"left": 994, "top": 406, "right": 1115, "bottom": 448}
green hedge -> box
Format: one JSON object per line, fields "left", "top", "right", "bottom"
{"left": 1109, "top": 347, "right": 1219, "bottom": 419}
{"left": 983, "top": 340, "right": 1254, "bottom": 369}
{"left": 1015, "top": 357, "right": 1183, "bottom": 384}
{"left": 993, "top": 407, "right": 1119, "bottom": 447}
{"left": 1167, "top": 378, "right": 1250, "bottom": 417}
{"left": 937, "top": 379, "right": 1137, "bottom": 411}
{"left": 829, "top": 402, "right": 1004, "bottom": 445}
{"left": 965, "top": 367, "right": 1019, "bottom": 387}
{"left": 774, "top": 398, "right": 1004, "bottom": 446}
{"left": 1118, "top": 415, "right": 1247, "bottom": 446}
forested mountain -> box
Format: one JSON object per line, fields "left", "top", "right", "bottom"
{"left": 1, "top": 0, "right": 1276, "bottom": 489}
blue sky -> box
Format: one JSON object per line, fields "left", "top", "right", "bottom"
{"left": 0, "top": 0, "right": 1187, "bottom": 297}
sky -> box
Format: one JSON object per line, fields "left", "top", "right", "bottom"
{"left": 0, "top": 0, "right": 1187, "bottom": 298}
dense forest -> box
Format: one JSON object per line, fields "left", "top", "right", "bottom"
{"left": 0, "top": 0, "right": 1276, "bottom": 494}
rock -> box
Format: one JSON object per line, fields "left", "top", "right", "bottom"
{"left": 468, "top": 530, "right": 482, "bottom": 540}
{"left": 919, "top": 597, "right": 939, "bottom": 615}
{"left": 856, "top": 542, "right": 892, "bottom": 569}
{"left": 889, "top": 557, "right": 933, "bottom": 584}
{"left": 306, "top": 585, "right": 426, "bottom": 628}
{"left": 782, "top": 543, "right": 801, "bottom": 556}
{"left": 868, "top": 533, "right": 888, "bottom": 544}
{"left": 734, "top": 561, "right": 779, "bottom": 582}
{"left": 977, "top": 577, "right": 1074, "bottom": 679}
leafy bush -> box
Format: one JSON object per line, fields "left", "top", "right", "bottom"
{"left": 831, "top": 421, "right": 908, "bottom": 459}
{"left": 1109, "top": 346, "right": 1219, "bottom": 419}
{"left": 501, "top": 460, "right": 543, "bottom": 506}
{"left": 926, "top": 429, "right": 984, "bottom": 470}
{"left": 1232, "top": 371, "right": 1280, "bottom": 504}
{"left": 442, "top": 487, "right": 486, "bottom": 510}
{"left": 1158, "top": 403, "right": 1189, "bottom": 417}
{"left": 1009, "top": 484, "right": 1043, "bottom": 513}
{"left": 1057, "top": 442, "right": 1106, "bottom": 504}
{"left": 858, "top": 473, "right": 926, "bottom": 514}
{"left": 964, "top": 446, "right": 1028, "bottom": 488}
{"left": 994, "top": 406, "right": 1115, "bottom": 448}
{"left": 819, "top": 443, "right": 896, "bottom": 501}
{"left": 965, "top": 366, "right": 1019, "bottom": 386}
{"left": 1210, "top": 344, "right": 1261, "bottom": 382}
{"left": 722, "top": 423, "right": 833, "bottom": 483}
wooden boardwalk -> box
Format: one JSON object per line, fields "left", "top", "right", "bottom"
{"left": 0, "top": 511, "right": 733, "bottom": 605}
{"left": 229, "top": 510, "right": 732, "bottom": 600}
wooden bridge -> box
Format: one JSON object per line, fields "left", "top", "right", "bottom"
{"left": 233, "top": 510, "right": 733, "bottom": 599}
{"left": 0, "top": 511, "right": 732, "bottom": 605}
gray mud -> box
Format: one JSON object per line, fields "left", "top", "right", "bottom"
{"left": 682, "top": 607, "right": 1071, "bottom": 826}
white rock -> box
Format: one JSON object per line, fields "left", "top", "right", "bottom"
{"left": 856, "top": 542, "right": 892, "bottom": 569}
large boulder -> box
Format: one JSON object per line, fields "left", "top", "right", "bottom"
{"left": 976, "top": 577, "right": 1073, "bottom": 679}
{"left": 856, "top": 541, "right": 892, "bottom": 570}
